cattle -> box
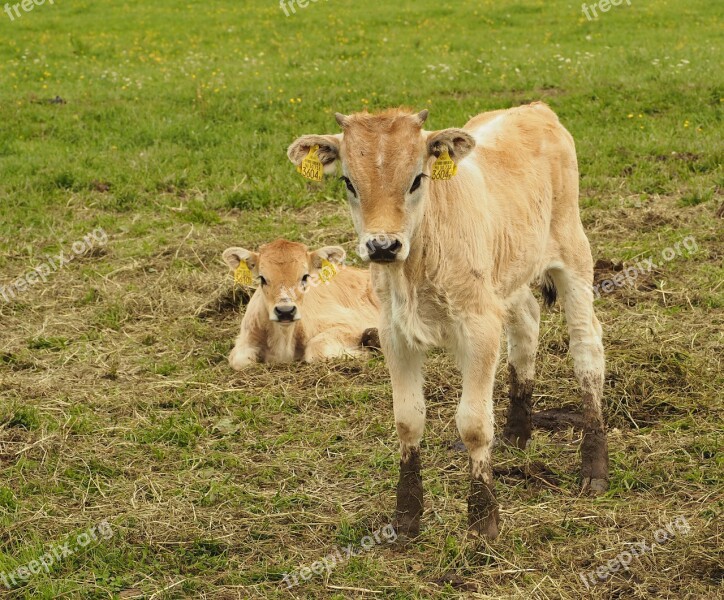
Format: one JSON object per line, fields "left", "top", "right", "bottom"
{"left": 287, "top": 103, "right": 608, "bottom": 540}
{"left": 222, "top": 239, "right": 380, "bottom": 369}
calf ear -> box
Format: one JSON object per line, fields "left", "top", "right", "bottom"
{"left": 287, "top": 134, "right": 342, "bottom": 174}
{"left": 426, "top": 128, "right": 476, "bottom": 161}
{"left": 309, "top": 245, "right": 346, "bottom": 269}
{"left": 222, "top": 247, "right": 258, "bottom": 271}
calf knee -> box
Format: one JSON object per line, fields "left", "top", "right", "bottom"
{"left": 395, "top": 413, "right": 424, "bottom": 451}
{"left": 455, "top": 404, "right": 494, "bottom": 468}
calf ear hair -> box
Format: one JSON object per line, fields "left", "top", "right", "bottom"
{"left": 222, "top": 247, "right": 258, "bottom": 271}
{"left": 309, "top": 245, "right": 346, "bottom": 268}
{"left": 426, "top": 128, "right": 476, "bottom": 160}
{"left": 287, "top": 134, "right": 342, "bottom": 172}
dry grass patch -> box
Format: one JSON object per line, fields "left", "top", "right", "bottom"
{"left": 1, "top": 196, "right": 721, "bottom": 598}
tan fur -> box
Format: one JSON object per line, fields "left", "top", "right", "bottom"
{"left": 288, "top": 103, "right": 609, "bottom": 537}
{"left": 222, "top": 239, "right": 379, "bottom": 369}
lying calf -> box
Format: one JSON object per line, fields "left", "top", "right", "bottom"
{"left": 222, "top": 239, "right": 380, "bottom": 369}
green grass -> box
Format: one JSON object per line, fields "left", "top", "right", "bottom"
{"left": 1, "top": 0, "right": 723, "bottom": 598}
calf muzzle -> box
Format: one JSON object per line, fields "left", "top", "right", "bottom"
{"left": 274, "top": 305, "right": 298, "bottom": 322}
{"left": 366, "top": 237, "right": 402, "bottom": 263}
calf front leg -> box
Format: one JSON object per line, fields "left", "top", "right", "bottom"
{"left": 455, "top": 315, "right": 502, "bottom": 539}
{"left": 228, "top": 325, "right": 261, "bottom": 370}
{"left": 229, "top": 344, "right": 259, "bottom": 370}
{"left": 385, "top": 333, "right": 426, "bottom": 541}
{"left": 229, "top": 307, "right": 263, "bottom": 370}
{"left": 551, "top": 268, "right": 609, "bottom": 493}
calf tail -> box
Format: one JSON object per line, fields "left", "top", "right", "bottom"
{"left": 540, "top": 275, "right": 557, "bottom": 308}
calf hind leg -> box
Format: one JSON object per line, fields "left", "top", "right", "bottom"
{"left": 304, "top": 327, "right": 365, "bottom": 362}
{"left": 503, "top": 287, "right": 540, "bottom": 449}
{"left": 549, "top": 267, "right": 609, "bottom": 492}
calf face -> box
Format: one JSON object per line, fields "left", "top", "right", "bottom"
{"left": 288, "top": 110, "right": 476, "bottom": 263}
{"left": 222, "top": 239, "right": 345, "bottom": 324}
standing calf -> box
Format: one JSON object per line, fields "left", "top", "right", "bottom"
{"left": 222, "top": 239, "right": 379, "bottom": 368}
{"left": 288, "top": 103, "right": 608, "bottom": 539}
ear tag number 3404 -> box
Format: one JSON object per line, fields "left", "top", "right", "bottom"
{"left": 431, "top": 148, "right": 458, "bottom": 180}
{"left": 297, "top": 145, "right": 324, "bottom": 182}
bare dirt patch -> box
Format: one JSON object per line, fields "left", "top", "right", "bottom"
{"left": 533, "top": 408, "right": 585, "bottom": 432}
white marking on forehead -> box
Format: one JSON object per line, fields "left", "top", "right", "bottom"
{"left": 376, "top": 151, "right": 384, "bottom": 169}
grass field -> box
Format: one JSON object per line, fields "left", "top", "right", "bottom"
{"left": 0, "top": 0, "right": 722, "bottom": 598}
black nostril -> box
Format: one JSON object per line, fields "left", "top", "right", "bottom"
{"left": 274, "top": 306, "right": 297, "bottom": 319}
{"left": 387, "top": 239, "right": 402, "bottom": 252}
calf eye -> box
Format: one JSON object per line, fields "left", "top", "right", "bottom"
{"left": 301, "top": 274, "right": 310, "bottom": 287}
{"left": 409, "top": 173, "right": 426, "bottom": 194}
{"left": 340, "top": 176, "right": 357, "bottom": 197}
{"left": 257, "top": 275, "right": 267, "bottom": 286}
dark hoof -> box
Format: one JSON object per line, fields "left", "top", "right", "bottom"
{"left": 393, "top": 517, "right": 421, "bottom": 542}
{"left": 468, "top": 510, "right": 500, "bottom": 539}
{"left": 361, "top": 327, "right": 381, "bottom": 351}
{"left": 468, "top": 478, "right": 500, "bottom": 540}
{"left": 502, "top": 427, "right": 531, "bottom": 450}
{"left": 580, "top": 425, "right": 609, "bottom": 495}
{"left": 396, "top": 448, "right": 423, "bottom": 542}
{"left": 582, "top": 477, "right": 608, "bottom": 495}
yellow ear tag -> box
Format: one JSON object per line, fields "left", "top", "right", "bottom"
{"left": 431, "top": 148, "right": 458, "bottom": 180}
{"left": 297, "top": 144, "right": 324, "bottom": 182}
{"left": 233, "top": 262, "right": 256, "bottom": 288}
{"left": 318, "top": 259, "right": 338, "bottom": 284}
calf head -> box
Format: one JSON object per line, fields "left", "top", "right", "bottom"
{"left": 222, "top": 239, "right": 345, "bottom": 324}
{"left": 288, "top": 109, "right": 476, "bottom": 263}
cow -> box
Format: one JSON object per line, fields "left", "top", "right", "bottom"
{"left": 222, "top": 239, "right": 380, "bottom": 369}
{"left": 287, "top": 103, "right": 608, "bottom": 540}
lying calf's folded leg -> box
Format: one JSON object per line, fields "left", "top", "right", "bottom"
{"left": 304, "top": 327, "right": 366, "bottom": 362}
